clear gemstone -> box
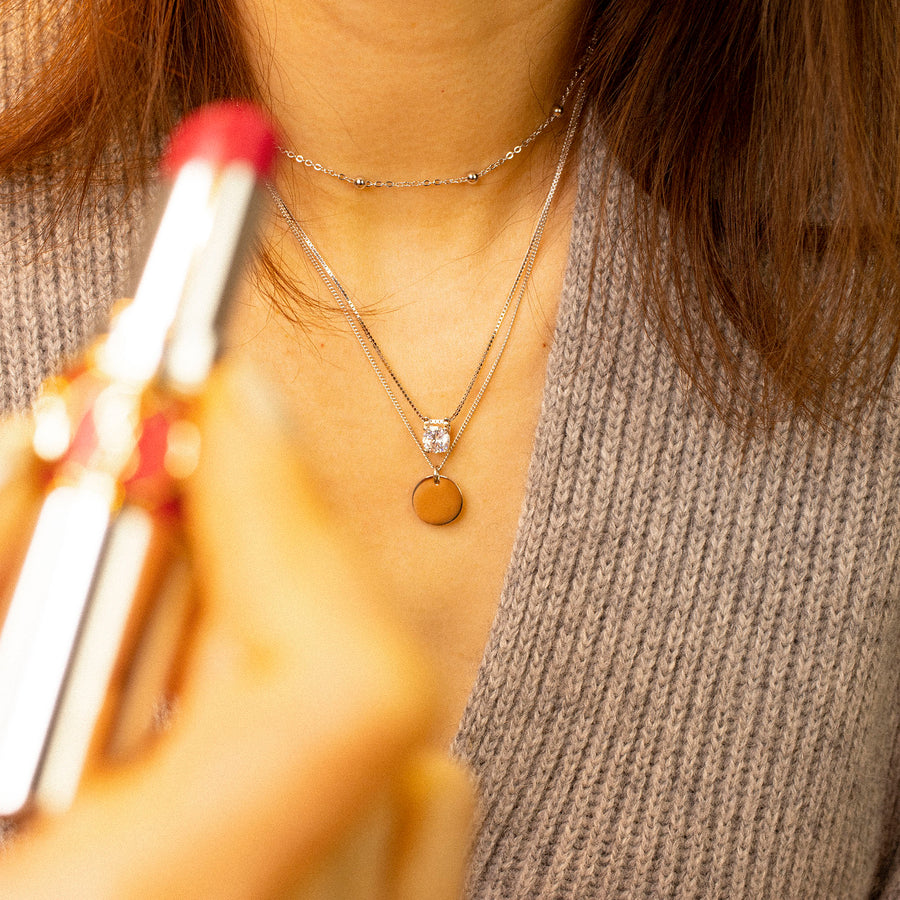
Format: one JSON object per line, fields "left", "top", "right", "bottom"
{"left": 422, "top": 419, "right": 451, "bottom": 453}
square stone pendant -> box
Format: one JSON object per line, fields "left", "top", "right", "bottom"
{"left": 422, "top": 419, "right": 451, "bottom": 453}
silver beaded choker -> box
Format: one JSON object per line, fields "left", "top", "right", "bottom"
{"left": 279, "top": 33, "right": 599, "bottom": 189}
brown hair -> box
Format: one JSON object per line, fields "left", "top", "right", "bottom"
{"left": 2, "top": 0, "right": 898, "bottom": 426}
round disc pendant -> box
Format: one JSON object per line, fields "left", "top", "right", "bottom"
{"left": 412, "top": 475, "right": 463, "bottom": 525}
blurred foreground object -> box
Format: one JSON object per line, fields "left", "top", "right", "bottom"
{"left": 0, "top": 101, "right": 277, "bottom": 818}
{"left": 1, "top": 359, "right": 473, "bottom": 899}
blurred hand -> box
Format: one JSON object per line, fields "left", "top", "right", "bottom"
{"left": 0, "top": 361, "right": 473, "bottom": 899}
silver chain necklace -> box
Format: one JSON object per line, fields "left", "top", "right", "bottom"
{"left": 271, "top": 78, "right": 587, "bottom": 524}
{"left": 278, "top": 33, "right": 598, "bottom": 190}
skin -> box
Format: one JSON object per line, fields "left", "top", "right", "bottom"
{"left": 230, "top": 0, "right": 592, "bottom": 749}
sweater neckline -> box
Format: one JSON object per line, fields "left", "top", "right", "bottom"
{"left": 451, "top": 100, "right": 609, "bottom": 754}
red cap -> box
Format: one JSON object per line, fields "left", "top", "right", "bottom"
{"left": 161, "top": 101, "right": 278, "bottom": 179}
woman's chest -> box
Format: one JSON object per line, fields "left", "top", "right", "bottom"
{"left": 227, "top": 298, "right": 555, "bottom": 747}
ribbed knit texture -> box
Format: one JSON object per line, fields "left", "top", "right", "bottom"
{"left": 0, "top": 169, "right": 139, "bottom": 410}
{"left": 4, "top": 34, "right": 900, "bottom": 896}
{"left": 450, "top": 111, "right": 900, "bottom": 898}
{"left": 0, "top": 8, "right": 141, "bottom": 412}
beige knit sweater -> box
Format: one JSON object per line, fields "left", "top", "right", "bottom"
{"left": 3, "top": 48, "right": 900, "bottom": 900}
{"left": 452, "top": 118, "right": 900, "bottom": 897}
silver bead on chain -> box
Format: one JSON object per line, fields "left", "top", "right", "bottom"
{"left": 279, "top": 33, "right": 599, "bottom": 189}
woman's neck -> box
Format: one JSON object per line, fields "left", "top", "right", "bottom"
{"left": 233, "top": 0, "right": 592, "bottom": 332}
{"left": 236, "top": 0, "right": 591, "bottom": 193}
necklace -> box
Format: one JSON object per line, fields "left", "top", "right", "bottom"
{"left": 278, "top": 33, "right": 599, "bottom": 189}
{"left": 271, "top": 78, "right": 587, "bottom": 524}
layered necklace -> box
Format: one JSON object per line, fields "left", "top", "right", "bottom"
{"left": 271, "top": 55, "right": 591, "bottom": 525}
